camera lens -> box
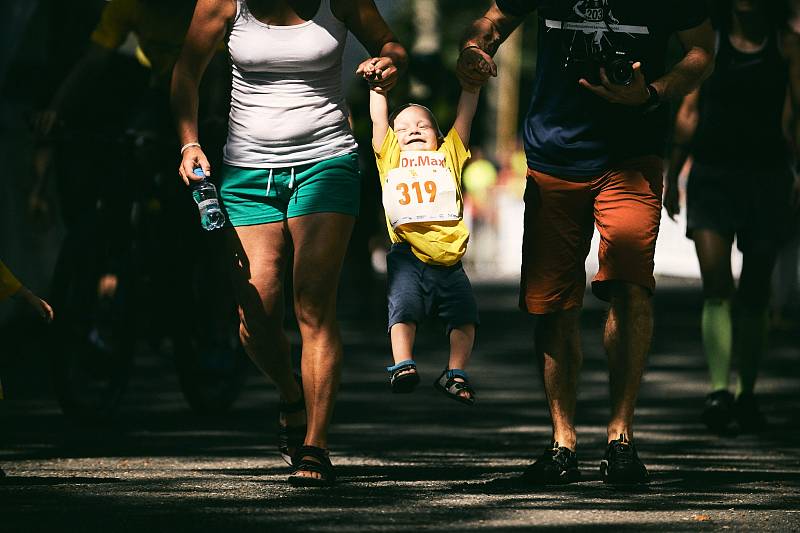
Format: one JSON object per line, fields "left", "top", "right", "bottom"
{"left": 608, "top": 59, "right": 634, "bottom": 86}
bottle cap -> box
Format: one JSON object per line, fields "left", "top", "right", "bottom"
{"left": 193, "top": 167, "right": 206, "bottom": 178}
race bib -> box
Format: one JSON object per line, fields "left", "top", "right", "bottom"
{"left": 383, "top": 151, "right": 460, "bottom": 229}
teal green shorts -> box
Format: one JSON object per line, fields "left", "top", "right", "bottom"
{"left": 219, "top": 152, "right": 361, "bottom": 226}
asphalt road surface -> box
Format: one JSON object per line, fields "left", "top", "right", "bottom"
{"left": 1, "top": 280, "right": 799, "bottom": 532}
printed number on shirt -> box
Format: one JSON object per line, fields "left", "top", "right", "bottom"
{"left": 396, "top": 180, "right": 437, "bottom": 205}
{"left": 383, "top": 151, "right": 460, "bottom": 229}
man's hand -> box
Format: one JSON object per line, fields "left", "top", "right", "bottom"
{"left": 356, "top": 56, "right": 400, "bottom": 94}
{"left": 456, "top": 46, "right": 498, "bottom": 91}
{"left": 579, "top": 62, "right": 651, "bottom": 106}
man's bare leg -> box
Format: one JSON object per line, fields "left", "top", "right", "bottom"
{"left": 535, "top": 308, "right": 582, "bottom": 451}
{"left": 522, "top": 308, "right": 583, "bottom": 483}
{"left": 604, "top": 282, "right": 653, "bottom": 443}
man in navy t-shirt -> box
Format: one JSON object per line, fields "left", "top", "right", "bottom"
{"left": 458, "top": 0, "right": 714, "bottom": 485}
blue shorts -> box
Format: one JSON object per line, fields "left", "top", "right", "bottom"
{"left": 386, "top": 242, "right": 479, "bottom": 335}
{"left": 219, "top": 153, "right": 361, "bottom": 227}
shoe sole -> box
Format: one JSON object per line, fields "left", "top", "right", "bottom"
{"left": 288, "top": 477, "right": 334, "bottom": 489}
{"left": 734, "top": 413, "right": 766, "bottom": 433}
{"left": 600, "top": 460, "right": 649, "bottom": 485}
{"left": 287, "top": 475, "right": 335, "bottom": 487}
{"left": 432, "top": 380, "right": 476, "bottom": 406}
{"left": 391, "top": 372, "right": 420, "bottom": 393}
{"left": 701, "top": 411, "right": 733, "bottom": 434}
{"left": 522, "top": 468, "right": 581, "bottom": 485}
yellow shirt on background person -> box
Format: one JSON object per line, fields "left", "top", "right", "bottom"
{"left": 90, "top": 0, "right": 197, "bottom": 89}
{"left": 0, "top": 260, "right": 22, "bottom": 302}
{"left": 374, "top": 128, "right": 471, "bottom": 266}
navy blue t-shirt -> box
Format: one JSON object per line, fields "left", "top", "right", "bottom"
{"left": 496, "top": 0, "right": 708, "bottom": 176}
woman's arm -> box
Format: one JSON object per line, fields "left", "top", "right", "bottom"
{"left": 369, "top": 88, "right": 389, "bottom": 150}
{"left": 453, "top": 88, "right": 480, "bottom": 149}
{"left": 663, "top": 89, "right": 700, "bottom": 220}
{"left": 171, "top": 0, "right": 235, "bottom": 184}
{"left": 339, "top": 0, "right": 407, "bottom": 94}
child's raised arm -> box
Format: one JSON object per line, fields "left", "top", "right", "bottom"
{"left": 370, "top": 88, "right": 390, "bottom": 150}
{"left": 453, "top": 87, "right": 480, "bottom": 148}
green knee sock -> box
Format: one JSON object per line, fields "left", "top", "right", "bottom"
{"left": 702, "top": 298, "right": 733, "bottom": 392}
{"left": 735, "top": 305, "right": 770, "bottom": 396}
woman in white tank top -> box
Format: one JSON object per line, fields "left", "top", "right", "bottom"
{"left": 172, "top": 0, "right": 406, "bottom": 487}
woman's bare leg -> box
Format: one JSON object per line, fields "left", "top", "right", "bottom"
{"left": 287, "top": 212, "right": 355, "bottom": 479}
{"left": 227, "top": 224, "right": 303, "bottom": 423}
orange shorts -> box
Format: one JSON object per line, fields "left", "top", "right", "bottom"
{"left": 520, "top": 156, "right": 664, "bottom": 315}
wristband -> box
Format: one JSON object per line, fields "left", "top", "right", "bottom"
{"left": 640, "top": 84, "right": 661, "bottom": 114}
{"left": 180, "top": 142, "right": 201, "bottom": 155}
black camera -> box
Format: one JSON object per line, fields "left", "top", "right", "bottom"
{"left": 565, "top": 46, "right": 635, "bottom": 86}
{"left": 599, "top": 48, "right": 635, "bottom": 86}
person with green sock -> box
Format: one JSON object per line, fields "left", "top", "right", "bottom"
{"left": 664, "top": 0, "right": 800, "bottom": 434}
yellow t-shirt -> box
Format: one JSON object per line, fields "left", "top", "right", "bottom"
{"left": 0, "top": 260, "right": 22, "bottom": 302}
{"left": 374, "top": 128, "right": 471, "bottom": 266}
{"left": 90, "top": 0, "right": 197, "bottom": 89}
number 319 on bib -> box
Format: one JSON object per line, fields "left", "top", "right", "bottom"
{"left": 396, "top": 180, "right": 437, "bottom": 205}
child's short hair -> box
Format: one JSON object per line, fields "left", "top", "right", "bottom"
{"left": 388, "top": 103, "right": 444, "bottom": 142}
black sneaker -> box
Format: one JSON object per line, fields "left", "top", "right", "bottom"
{"left": 521, "top": 443, "right": 580, "bottom": 485}
{"left": 734, "top": 392, "right": 766, "bottom": 433}
{"left": 600, "top": 434, "right": 649, "bottom": 485}
{"left": 701, "top": 390, "right": 734, "bottom": 434}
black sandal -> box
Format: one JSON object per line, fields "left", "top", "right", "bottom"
{"left": 386, "top": 359, "right": 420, "bottom": 393}
{"left": 287, "top": 445, "right": 336, "bottom": 487}
{"left": 278, "top": 375, "right": 306, "bottom": 466}
{"left": 434, "top": 368, "right": 476, "bottom": 406}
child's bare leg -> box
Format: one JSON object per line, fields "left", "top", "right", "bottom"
{"left": 390, "top": 322, "right": 418, "bottom": 377}
{"left": 448, "top": 323, "right": 476, "bottom": 400}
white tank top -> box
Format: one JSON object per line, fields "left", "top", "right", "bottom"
{"left": 224, "top": 0, "right": 358, "bottom": 168}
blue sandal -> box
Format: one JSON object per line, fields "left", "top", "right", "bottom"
{"left": 434, "top": 368, "right": 476, "bottom": 406}
{"left": 386, "top": 359, "right": 420, "bottom": 393}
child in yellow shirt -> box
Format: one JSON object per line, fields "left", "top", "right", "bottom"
{"left": 363, "top": 62, "right": 480, "bottom": 405}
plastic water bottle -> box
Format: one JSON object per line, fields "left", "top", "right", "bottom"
{"left": 191, "top": 167, "right": 225, "bottom": 231}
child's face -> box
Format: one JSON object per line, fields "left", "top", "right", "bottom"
{"left": 393, "top": 106, "right": 439, "bottom": 151}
